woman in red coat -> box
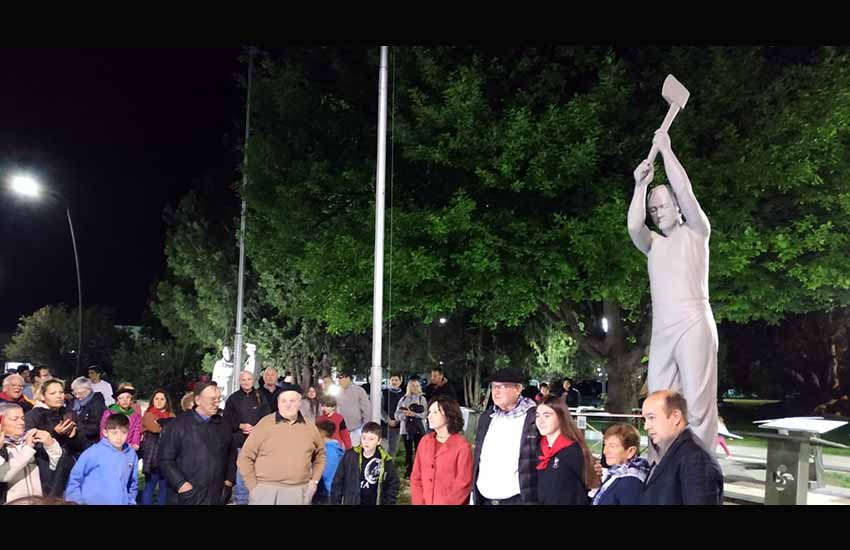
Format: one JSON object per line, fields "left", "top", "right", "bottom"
{"left": 410, "top": 395, "right": 473, "bottom": 505}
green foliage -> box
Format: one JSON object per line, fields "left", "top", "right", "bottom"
{"left": 112, "top": 336, "right": 201, "bottom": 399}
{"left": 3, "top": 305, "right": 129, "bottom": 380}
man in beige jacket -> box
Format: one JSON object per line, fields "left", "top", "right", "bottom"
{"left": 237, "top": 383, "right": 326, "bottom": 505}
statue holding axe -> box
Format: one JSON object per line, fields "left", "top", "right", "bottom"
{"left": 627, "top": 75, "right": 718, "bottom": 459}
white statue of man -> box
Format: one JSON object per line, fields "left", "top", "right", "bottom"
{"left": 244, "top": 343, "right": 258, "bottom": 375}
{"left": 627, "top": 130, "right": 718, "bottom": 456}
{"left": 212, "top": 345, "right": 234, "bottom": 398}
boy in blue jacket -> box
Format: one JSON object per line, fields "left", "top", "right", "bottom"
{"left": 313, "top": 418, "right": 344, "bottom": 504}
{"left": 66, "top": 413, "right": 139, "bottom": 505}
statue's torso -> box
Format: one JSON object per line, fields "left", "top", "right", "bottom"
{"left": 647, "top": 224, "right": 711, "bottom": 330}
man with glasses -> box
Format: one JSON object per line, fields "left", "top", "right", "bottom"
{"left": 158, "top": 381, "right": 238, "bottom": 505}
{"left": 471, "top": 368, "right": 539, "bottom": 505}
{"left": 627, "top": 129, "right": 719, "bottom": 459}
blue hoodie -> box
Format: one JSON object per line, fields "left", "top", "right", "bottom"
{"left": 320, "top": 439, "right": 345, "bottom": 495}
{"left": 65, "top": 438, "right": 139, "bottom": 505}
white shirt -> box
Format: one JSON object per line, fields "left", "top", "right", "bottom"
{"left": 90, "top": 380, "right": 115, "bottom": 407}
{"left": 476, "top": 413, "right": 525, "bottom": 500}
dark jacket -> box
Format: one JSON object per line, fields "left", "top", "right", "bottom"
{"left": 68, "top": 392, "right": 107, "bottom": 449}
{"left": 224, "top": 388, "right": 271, "bottom": 448}
{"left": 472, "top": 402, "right": 539, "bottom": 504}
{"left": 24, "top": 406, "right": 84, "bottom": 495}
{"left": 140, "top": 416, "right": 175, "bottom": 475}
{"left": 595, "top": 476, "right": 645, "bottom": 505}
{"left": 258, "top": 385, "right": 282, "bottom": 412}
{"left": 157, "top": 411, "right": 238, "bottom": 505}
{"left": 330, "top": 445, "right": 400, "bottom": 505}
{"left": 640, "top": 428, "right": 724, "bottom": 505}
{"left": 380, "top": 387, "right": 405, "bottom": 436}
{"left": 0, "top": 393, "right": 34, "bottom": 413}
{"left": 564, "top": 388, "right": 581, "bottom": 408}
{"left": 425, "top": 379, "right": 457, "bottom": 402}
{"left": 537, "top": 443, "right": 589, "bottom": 505}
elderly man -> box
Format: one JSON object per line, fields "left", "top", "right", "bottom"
{"left": 627, "top": 130, "right": 719, "bottom": 456}
{"left": 87, "top": 365, "right": 115, "bottom": 407}
{"left": 336, "top": 371, "right": 371, "bottom": 447}
{"left": 0, "top": 374, "right": 34, "bottom": 412}
{"left": 472, "top": 368, "right": 539, "bottom": 505}
{"left": 224, "top": 370, "right": 271, "bottom": 505}
{"left": 158, "top": 382, "right": 237, "bottom": 505}
{"left": 639, "top": 390, "right": 723, "bottom": 505}
{"left": 237, "top": 383, "right": 326, "bottom": 505}
{"left": 258, "top": 367, "right": 282, "bottom": 411}
{"left": 67, "top": 377, "right": 107, "bottom": 450}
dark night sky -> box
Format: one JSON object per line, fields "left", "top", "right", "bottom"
{"left": 0, "top": 48, "right": 244, "bottom": 331}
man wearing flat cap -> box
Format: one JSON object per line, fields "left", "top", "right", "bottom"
{"left": 472, "top": 368, "right": 540, "bottom": 505}
{"left": 237, "top": 382, "right": 327, "bottom": 505}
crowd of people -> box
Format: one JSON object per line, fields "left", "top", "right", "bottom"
{"left": 0, "top": 363, "right": 724, "bottom": 506}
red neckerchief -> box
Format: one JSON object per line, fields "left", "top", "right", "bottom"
{"left": 146, "top": 406, "right": 173, "bottom": 421}
{"left": 537, "top": 433, "right": 574, "bottom": 470}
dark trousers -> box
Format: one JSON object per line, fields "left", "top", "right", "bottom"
{"left": 403, "top": 433, "right": 423, "bottom": 476}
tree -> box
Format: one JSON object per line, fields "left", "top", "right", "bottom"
{"left": 4, "top": 305, "right": 129, "bottom": 381}
{"left": 111, "top": 335, "right": 202, "bottom": 400}
{"left": 244, "top": 46, "right": 850, "bottom": 413}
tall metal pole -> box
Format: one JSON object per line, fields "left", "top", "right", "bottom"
{"left": 66, "top": 207, "right": 83, "bottom": 376}
{"left": 370, "top": 47, "right": 389, "bottom": 423}
{"left": 233, "top": 47, "right": 254, "bottom": 398}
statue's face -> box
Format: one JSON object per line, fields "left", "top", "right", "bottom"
{"left": 222, "top": 346, "right": 232, "bottom": 361}
{"left": 648, "top": 186, "right": 679, "bottom": 233}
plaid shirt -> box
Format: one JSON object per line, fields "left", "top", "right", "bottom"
{"left": 490, "top": 396, "right": 536, "bottom": 419}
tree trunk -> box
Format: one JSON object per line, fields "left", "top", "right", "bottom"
{"left": 607, "top": 352, "right": 641, "bottom": 413}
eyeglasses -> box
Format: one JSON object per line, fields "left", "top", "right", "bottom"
{"left": 7, "top": 384, "right": 25, "bottom": 389}
{"left": 490, "top": 383, "right": 519, "bottom": 391}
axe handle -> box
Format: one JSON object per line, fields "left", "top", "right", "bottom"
{"left": 646, "top": 103, "right": 682, "bottom": 164}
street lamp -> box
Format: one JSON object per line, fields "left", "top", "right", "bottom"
{"left": 6, "top": 173, "right": 84, "bottom": 376}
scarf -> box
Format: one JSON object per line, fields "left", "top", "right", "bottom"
{"left": 491, "top": 396, "right": 536, "bottom": 419}
{"left": 592, "top": 456, "right": 651, "bottom": 504}
{"left": 72, "top": 392, "right": 94, "bottom": 413}
{"left": 108, "top": 404, "right": 134, "bottom": 417}
{"left": 146, "top": 406, "right": 172, "bottom": 421}
{"left": 3, "top": 431, "right": 27, "bottom": 448}
{"left": 537, "top": 433, "right": 574, "bottom": 470}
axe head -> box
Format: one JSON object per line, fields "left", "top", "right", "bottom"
{"left": 662, "top": 74, "right": 690, "bottom": 110}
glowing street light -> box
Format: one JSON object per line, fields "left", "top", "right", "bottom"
{"left": 601, "top": 317, "right": 609, "bottom": 334}
{"left": 6, "top": 172, "right": 84, "bottom": 376}
{"left": 10, "top": 174, "right": 41, "bottom": 198}
{"left": 439, "top": 317, "right": 447, "bottom": 325}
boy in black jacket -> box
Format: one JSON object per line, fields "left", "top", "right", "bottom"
{"left": 331, "top": 422, "right": 400, "bottom": 505}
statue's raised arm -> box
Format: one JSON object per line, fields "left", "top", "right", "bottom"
{"left": 652, "top": 130, "right": 710, "bottom": 238}
{"left": 627, "top": 159, "right": 655, "bottom": 255}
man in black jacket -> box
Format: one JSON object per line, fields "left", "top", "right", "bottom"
{"left": 561, "top": 377, "right": 581, "bottom": 408}
{"left": 380, "top": 372, "right": 405, "bottom": 456}
{"left": 639, "top": 390, "right": 723, "bottom": 505}
{"left": 472, "top": 368, "right": 539, "bottom": 505}
{"left": 258, "top": 367, "right": 282, "bottom": 411}
{"left": 158, "top": 381, "right": 238, "bottom": 505}
{"left": 224, "top": 370, "right": 271, "bottom": 505}
{"left": 425, "top": 367, "right": 457, "bottom": 402}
